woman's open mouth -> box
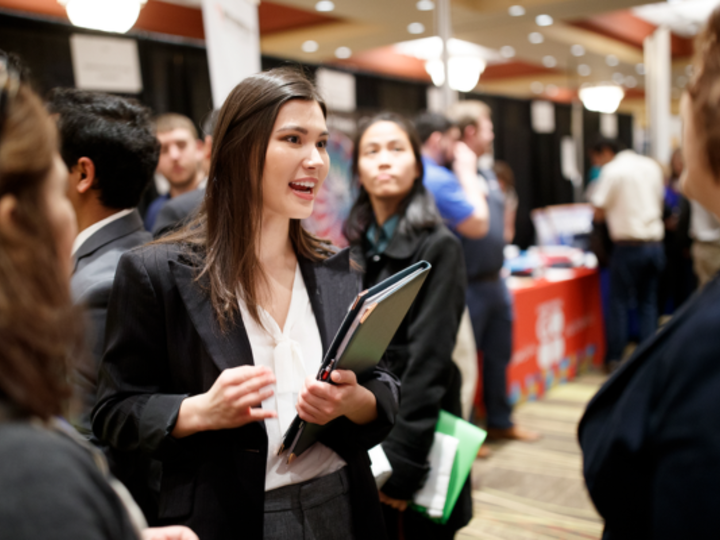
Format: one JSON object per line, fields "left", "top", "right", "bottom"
{"left": 289, "top": 180, "right": 316, "bottom": 200}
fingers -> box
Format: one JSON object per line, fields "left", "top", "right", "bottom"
{"left": 220, "top": 365, "right": 273, "bottom": 386}
{"left": 330, "top": 369, "right": 357, "bottom": 386}
{"left": 296, "top": 396, "right": 329, "bottom": 425}
{"left": 224, "top": 371, "right": 276, "bottom": 403}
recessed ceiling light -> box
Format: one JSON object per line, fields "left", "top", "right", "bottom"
{"left": 542, "top": 55, "right": 557, "bottom": 68}
{"left": 335, "top": 46, "right": 352, "bottom": 59}
{"left": 624, "top": 75, "right": 637, "bottom": 88}
{"left": 530, "top": 81, "right": 544, "bottom": 94}
{"left": 577, "top": 64, "right": 591, "bottom": 76}
{"left": 571, "top": 44, "right": 585, "bottom": 57}
{"left": 606, "top": 54, "right": 619, "bottom": 67}
{"left": 677, "top": 75, "right": 688, "bottom": 88}
{"left": 529, "top": 32, "right": 544, "bottom": 44}
{"left": 315, "top": 1, "right": 335, "bottom": 12}
{"left": 500, "top": 45, "right": 516, "bottom": 58}
{"left": 612, "top": 72, "right": 625, "bottom": 85}
{"left": 416, "top": 0, "right": 434, "bottom": 11}
{"left": 536, "top": 14, "right": 553, "bottom": 26}
{"left": 407, "top": 22, "right": 425, "bottom": 34}
{"left": 509, "top": 5, "right": 526, "bottom": 17}
{"left": 301, "top": 40, "right": 319, "bottom": 53}
{"left": 636, "top": 63, "right": 645, "bottom": 75}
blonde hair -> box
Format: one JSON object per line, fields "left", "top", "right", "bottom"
{"left": 154, "top": 112, "right": 198, "bottom": 140}
{"left": 447, "top": 100, "right": 491, "bottom": 135}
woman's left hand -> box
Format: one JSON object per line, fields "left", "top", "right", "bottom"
{"left": 296, "top": 369, "right": 377, "bottom": 425}
{"left": 142, "top": 526, "right": 199, "bottom": 540}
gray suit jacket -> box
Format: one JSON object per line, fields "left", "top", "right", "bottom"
{"left": 71, "top": 209, "right": 152, "bottom": 438}
{"left": 152, "top": 188, "right": 205, "bottom": 238}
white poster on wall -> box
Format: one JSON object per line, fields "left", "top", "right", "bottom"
{"left": 202, "top": 0, "right": 261, "bottom": 108}
{"left": 315, "top": 68, "right": 356, "bottom": 113}
{"left": 600, "top": 113, "right": 618, "bottom": 139}
{"left": 531, "top": 100, "right": 555, "bottom": 133}
{"left": 69, "top": 34, "right": 142, "bottom": 93}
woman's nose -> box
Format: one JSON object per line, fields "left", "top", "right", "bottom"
{"left": 304, "top": 145, "right": 324, "bottom": 168}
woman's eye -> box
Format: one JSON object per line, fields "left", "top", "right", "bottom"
{"left": 317, "top": 140, "right": 328, "bottom": 149}
{"left": 285, "top": 135, "right": 300, "bottom": 144}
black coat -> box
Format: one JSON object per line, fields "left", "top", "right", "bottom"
{"left": 352, "top": 222, "right": 472, "bottom": 531}
{"left": 92, "top": 244, "right": 400, "bottom": 540}
{"left": 579, "top": 274, "right": 720, "bottom": 539}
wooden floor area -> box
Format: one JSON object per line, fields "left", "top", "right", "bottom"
{"left": 458, "top": 373, "right": 607, "bottom": 540}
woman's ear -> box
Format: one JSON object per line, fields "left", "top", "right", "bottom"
{"left": 0, "top": 194, "right": 21, "bottom": 241}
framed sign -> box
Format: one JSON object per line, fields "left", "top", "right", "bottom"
{"left": 70, "top": 34, "right": 142, "bottom": 93}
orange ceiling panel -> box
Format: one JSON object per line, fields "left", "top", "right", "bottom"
{"left": 258, "top": 2, "right": 337, "bottom": 35}
{"left": 571, "top": 9, "right": 693, "bottom": 58}
{"left": 332, "top": 46, "right": 432, "bottom": 82}
{"left": 482, "top": 61, "right": 557, "bottom": 81}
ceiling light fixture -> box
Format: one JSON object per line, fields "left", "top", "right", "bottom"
{"left": 542, "top": 55, "right": 557, "bottom": 68}
{"left": 606, "top": 54, "right": 619, "bottom": 67}
{"left": 579, "top": 83, "right": 625, "bottom": 113}
{"left": 536, "top": 14, "right": 553, "bottom": 26}
{"left": 571, "top": 44, "right": 585, "bottom": 57}
{"left": 302, "top": 40, "right": 319, "bottom": 53}
{"left": 612, "top": 72, "right": 625, "bottom": 85}
{"left": 624, "top": 75, "right": 637, "bottom": 88}
{"left": 529, "top": 32, "right": 544, "bottom": 44}
{"left": 577, "top": 64, "right": 591, "bottom": 76}
{"left": 407, "top": 22, "right": 425, "bottom": 34}
{"left": 335, "top": 46, "right": 352, "bottom": 59}
{"left": 416, "top": 0, "right": 435, "bottom": 11}
{"left": 500, "top": 46, "right": 516, "bottom": 58}
{"left": 59, "top": 0, "right": 146, "bottom": 33}
{"left": 315, "top": 0, "right": 335, "bottom": 12}
{"left": 636, "top": 63, "right": 646, "bottom": 75}
{"left": 509, "top": 5, "right": 526, "bottom": 17}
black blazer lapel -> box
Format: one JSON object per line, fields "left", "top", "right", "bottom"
{"left": 169, "top": 258, "right": 254, "bottom": 374}
{"left": 299, "top": 249, "right": 361, "bottom": 358}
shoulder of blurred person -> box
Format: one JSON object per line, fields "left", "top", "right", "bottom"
{"left": 579, "top": 272, "right": 720, "bottom": 536}
{"left": 0, "top": 416, "right": 140, "bottom": 540}
{"left": 152, "top": 187, "right": 205, "bottom": 239}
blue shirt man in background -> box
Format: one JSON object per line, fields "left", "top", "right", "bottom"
{"left": 416, "top": 106, "right": 539, "bottom": 443}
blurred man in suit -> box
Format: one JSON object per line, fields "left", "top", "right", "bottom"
{"left": 144, "top": 113, "right": 205, "bottom": 231}
{"left": 47, "top": 89, "right": 159, "bottom": 438}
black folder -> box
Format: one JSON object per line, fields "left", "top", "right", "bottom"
{"left": 278, "top": 260, "right": 432, "bottom": 462}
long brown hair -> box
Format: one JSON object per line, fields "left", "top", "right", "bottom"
{"left": 0, "top": 75, "right": 81, "bottom": 419}
{"left": 161, "top": 68, "right": 334, "bottom": 328}
{"left": 688, "top": 5, "right": 720, "bottom": 179}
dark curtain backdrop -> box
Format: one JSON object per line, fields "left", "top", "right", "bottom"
{"left": 1, "top": 10, "right": 632, "bottom": 249}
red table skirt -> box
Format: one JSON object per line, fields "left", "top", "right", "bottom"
{"left": 475, "top": 268, "right": 606, "bottom": 410}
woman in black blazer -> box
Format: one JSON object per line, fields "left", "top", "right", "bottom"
{"left": 345, "top": 113, "right": 471, "bottom": 539}
{"left": 93, "top": 69, "right": 400, "bottom": 540}
{"left": 579, "top": 10, "right": 720, "bottom": 539}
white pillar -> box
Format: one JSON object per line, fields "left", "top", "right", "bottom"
{"left": 571, "top": 99, "right": 584, "bottom": 202}
{"left": 201, "top": 0, "right": 261, "bottom": 109}
{"left": 435, "top": 0, "right": 457, "bottom": 110}
{"left": 644, "top": 26, "right": 671, "bottom": 164}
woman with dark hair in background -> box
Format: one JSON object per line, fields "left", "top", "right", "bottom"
{"left": 0, "top": 55, "right": 195, "bottom": 540}
{"left": 579, "top": 8, "right": 720, "bottom": 537}
{"left": 92, "top": 68, "right": 399, "bottom": 540}
{"left": 345, "top": 112, "right": 471, "bottom": 539}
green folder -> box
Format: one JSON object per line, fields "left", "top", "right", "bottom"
{"left": 411, "top": 410, "right": 487, "bottom": 524}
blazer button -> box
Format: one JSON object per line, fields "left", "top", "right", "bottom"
{"left": 373, "top": 254, "right": 381, "bottom": 262}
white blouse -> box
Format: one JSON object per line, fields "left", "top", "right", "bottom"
{"left": 237, "top": 264, "right": 346, "bottom": 491}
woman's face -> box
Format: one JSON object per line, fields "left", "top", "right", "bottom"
{"left": 357, "top": 121, "right": 419, "bottom": 210}
{"left": 262, "top": 99, "right": 329, "bottom": 222}
{"left": 44, "top": 153, "right": 77, "bottom": 278}
{"left": 680, "top": 92, "right": 720, "bottom": 214}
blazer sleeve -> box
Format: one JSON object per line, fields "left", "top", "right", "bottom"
{"left": 92, "top": 249, "right": 188, "bottom": 462}
{"left": 381, "top": 232, "right": 467, "bottom": 500}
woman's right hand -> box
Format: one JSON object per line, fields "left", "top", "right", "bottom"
{"left": 172, "top": 366, "right": 277, "bottom": 438}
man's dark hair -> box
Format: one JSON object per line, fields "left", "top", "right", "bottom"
{"left": 201, "top": 109, "right": 220, "bottom": 139}
{"left": 413, "top": 112, "right": 454, "bottom": 145}
{"left": 590, "top": 136, "right": 625, "bottom": 156}
{"left": 47, "top": 88, "right": 160, "bottom": 210}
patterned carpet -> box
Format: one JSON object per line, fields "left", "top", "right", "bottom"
{"left": 457, "top": 373, "right": 607, "bottom": 540}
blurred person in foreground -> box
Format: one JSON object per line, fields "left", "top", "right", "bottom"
{"left": 589, "top": 136, "right": 664, "bottom": 370}
{"left": 580, "top": 8, "right": 720, "bottom": 538}
{"left": 0, "top": 53, "right": 195, "bottom": 540}
{"left": 144, "top": 113, "right": 205, "bottom": 231}
{"left": 46, "top": 88, "right": 157, "bottom": 441}
{"left": 152, "top": 110, "right": 218, "bottom": 238}
{"left": 346, "top": 112, "right": 471, "bottom": 538}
